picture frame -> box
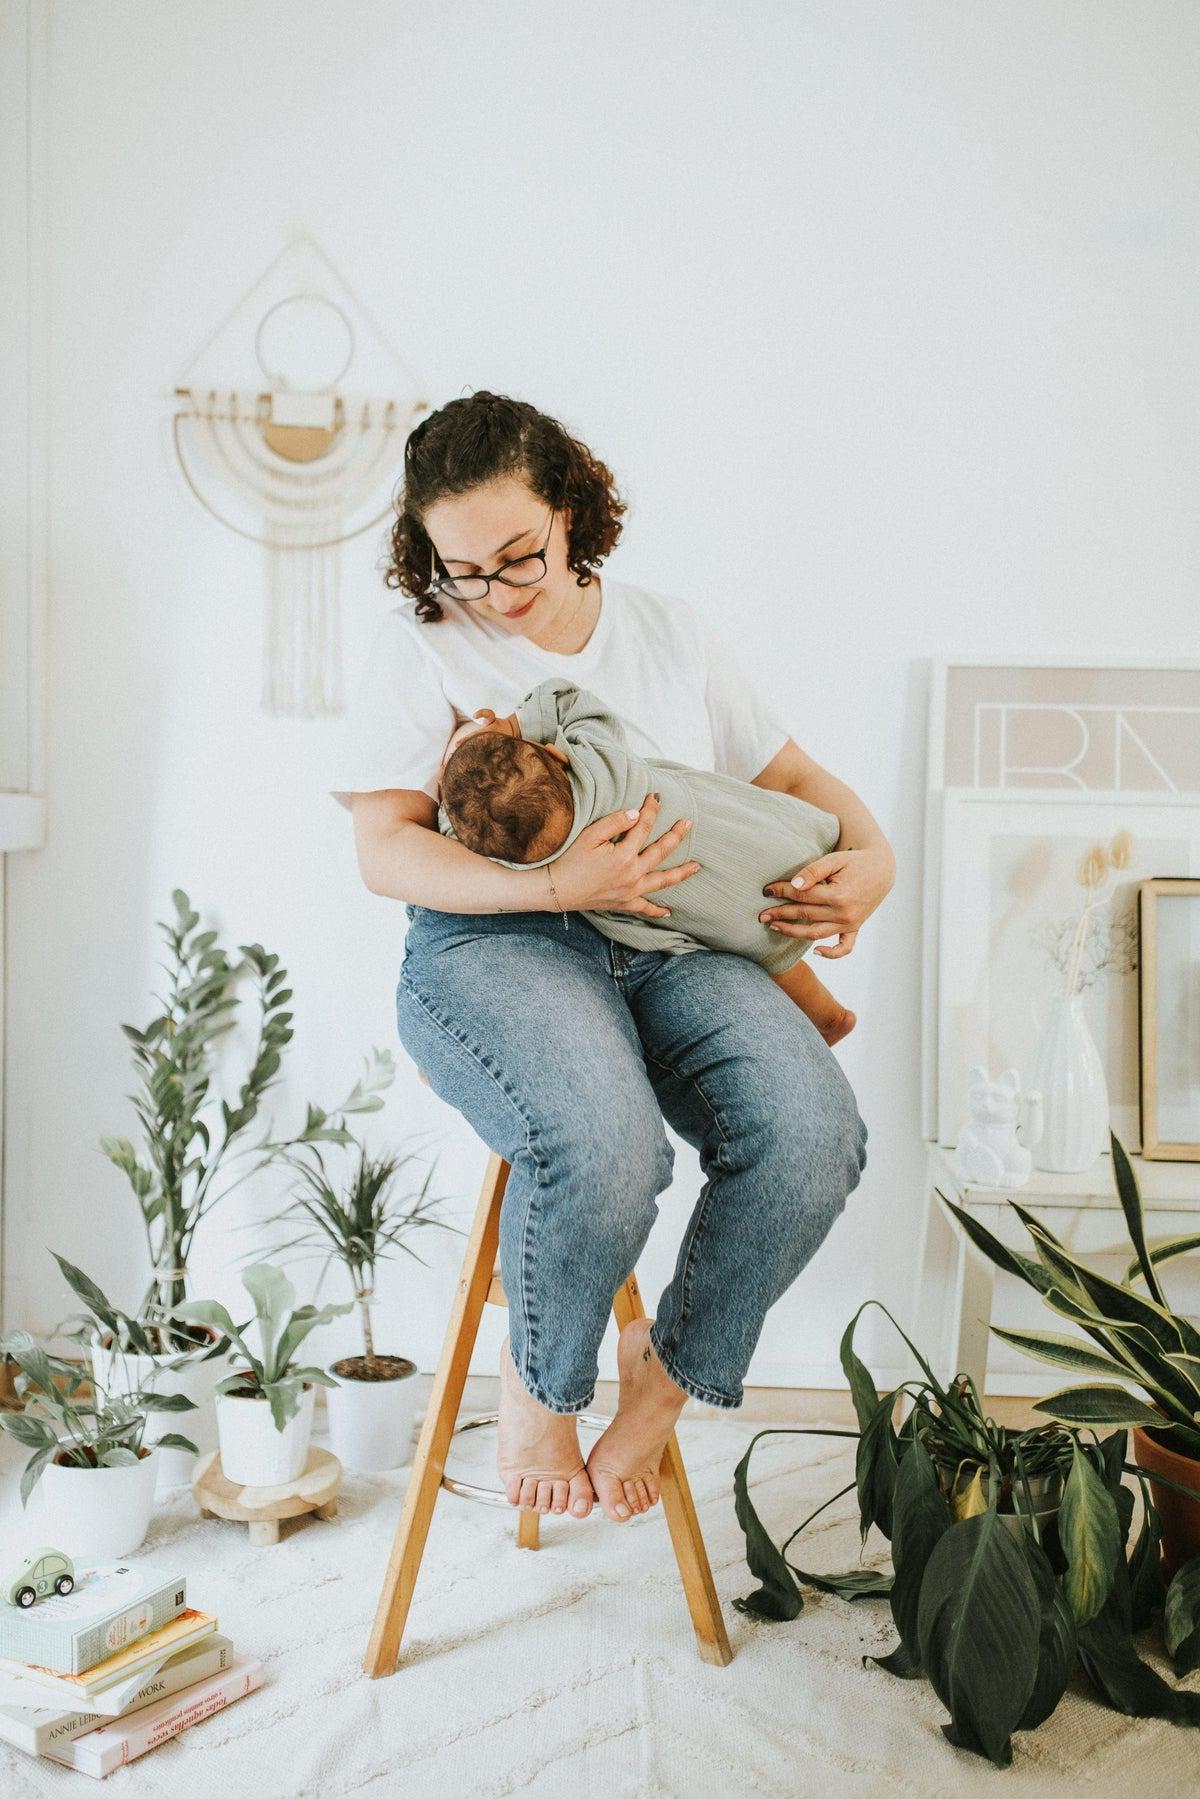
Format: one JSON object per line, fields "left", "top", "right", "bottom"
{"left": 922, "top": 657, "right": 1200, "bottom": 1142}
{"left": 1137, "top": 877, "right": 1200, "bottom": 1162}
{"left": 934, "top": 789, "right": 1200, "bottom": 1150}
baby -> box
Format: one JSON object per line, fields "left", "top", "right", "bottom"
{"left": 436, "top": 677, "right": 856, "bottom": 1046}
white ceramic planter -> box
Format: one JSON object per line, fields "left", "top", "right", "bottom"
{"left": 215, "top": 1379, "right": 315, "bottom": 1487}
{"left": 1025, "top": 992, "right": 1109, "bottom": 1173}
{"left": 33, "top": 1446, "right": 160, "bottom": 1558}
{"left": 90, "top": 1332, "right": 228, "bottom": 1491}
{"left": 325, "top": 1361, "right": 418, "bottom": 1472}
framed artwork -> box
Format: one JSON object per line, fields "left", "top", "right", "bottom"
{"left": 923, "top": 659, "right": 1200, "bottom": 1142}
{"left": 934, "top": 791, "right": 1200, "bottom": 1150}
{"left": 1138, "top": 878, "right": 1200, "bottom": 1161}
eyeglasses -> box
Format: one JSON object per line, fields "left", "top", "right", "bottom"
{"left": 427, "top": 504, "right": 556, "bottom": 603}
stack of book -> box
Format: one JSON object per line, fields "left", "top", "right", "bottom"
{"left": 0, "top": 1558, "right": 263, "bottom": 1778}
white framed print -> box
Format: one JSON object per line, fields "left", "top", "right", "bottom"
{"left": 935, "top": 790, "right": 1200, "bottom": 1150}
{"left": 921, "top": 657, "right": 1200, "bottom": 1143}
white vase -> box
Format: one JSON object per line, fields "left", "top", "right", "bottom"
{"left": 215, "top": 1380, "right": 315, "bottom": 1487}
{"left": 1025, "top": 991, "right": 1109, "bottom": 1173}
{"left": 90, "top": 1331, "right": 228, "bottom": 1491}
{"left": 33, "top": 1446, "right": 160, "bottom": 1558}
{"left": 324, "top": 1358, "right": 418, "bottom": 1473}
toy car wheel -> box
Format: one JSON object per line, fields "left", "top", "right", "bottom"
{"left": 55, "top": 1575, "right": 74, "bottom": 1596}
{"left": 16, "top": 1586, "right": 36, "bottom": 1607}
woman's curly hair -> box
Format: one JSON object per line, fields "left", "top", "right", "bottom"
{"left": 383, "top": 391, "right": 627, "bottom": 622}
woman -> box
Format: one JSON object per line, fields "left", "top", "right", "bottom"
{"left": 330, "top": 392, "right": 893, "bottom": 1528}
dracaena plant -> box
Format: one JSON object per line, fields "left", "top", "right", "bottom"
{"left": 937, "top": 1131, "right": 1200, "bottom": 1459}
{"left": 255, "top": 1136, "right": 463, "bottom": 1372}
{"left": 174, "top": 1264, "right": 354, "bottom": 1433}
{"left": 0, "top": 1328, "right": 198, "bottom": 1506}
{"left": 100, "top": 887, "right": 393, "bottom": 1354}
{"left": 733, "top": 1299, "right": 1200, "bottom": 1768}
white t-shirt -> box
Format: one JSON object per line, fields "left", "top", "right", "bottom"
{"left": 327, "top": 571, "right": 791, "bottom": 810}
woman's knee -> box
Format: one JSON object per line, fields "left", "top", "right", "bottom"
{"left": 535, "top": 1093, "right": 676, "bottom": 1214}
{"left": 749, "top": 1057, "right": 868, "bottom": 1221}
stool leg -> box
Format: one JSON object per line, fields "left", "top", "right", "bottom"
{"left": 517, "top": 1508, "right": 541, "bottom": 1550}
{"left": 611, "top": 1272, "right": 734, "bottom": 1667}
{"left": 364, "top": 1150, "right": 508, "bottom": 1677}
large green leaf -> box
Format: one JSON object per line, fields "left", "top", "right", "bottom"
{"left": 916, "top": 1510, "right": 1041, "bottom": 1767}
{"left": 1109, "top": 1130, "right": 1167, "bottom": 1307}
{"left": 1058, "top": 1441, "right": 1122, "bottom": 1625}
{"left": 731, "top": 1429, "right": 804, "bottom": 1622}
{"left": 241, "top": 1263, "right": 295, "bottom": 1372}
{"left": 1014, "top": 1532, "right": 1077, "bottom": 1731}
{"left": 1032, "top": 1384, "right": 1167, "bottom": 1428}
{"left": 989, "top": 1325, "right": 1143, "bottom": 1382}
{"left": 1127, "top": 1492, "right": 1167, "bottom": 1628}
{"left": 1077, "top": 1557, "right": 1200, "bottom": 1725}
{"left": 888, "top": 1436, "right": 951, "bottom": 1662}
{"left": 1164, "top": 1554, "right": 1200, "bottom": 1678}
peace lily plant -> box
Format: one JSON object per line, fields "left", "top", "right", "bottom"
{"left": 734, "top": 1296, "right": 1200, "bottom": 1768}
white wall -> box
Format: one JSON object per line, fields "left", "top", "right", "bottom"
{"left": 4, "top": 1, "right": 1197, "bottom": 1393}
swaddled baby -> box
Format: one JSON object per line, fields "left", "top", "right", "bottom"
{"left": 436, "top": 676, "right": 855, "bottom": 1046}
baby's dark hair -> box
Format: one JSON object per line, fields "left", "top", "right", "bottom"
{"left": 441, "top": 733, "right": 574, "bottom": 863}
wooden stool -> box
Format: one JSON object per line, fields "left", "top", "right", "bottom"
{"left": 364, "top": 1120, "right": 734, "bottom": 1675}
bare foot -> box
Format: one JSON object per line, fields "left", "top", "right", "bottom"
{"left": 585, "top": 1317, "right": 688, "bottom": 1523}
{"left": 496, "top": 1337, "right": 596, "bottom": 1518}
{"left": 819, "top": 1006, "right": 856, "bottom": 1047}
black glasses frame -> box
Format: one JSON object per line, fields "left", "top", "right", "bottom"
{"left": 427, "top": 504, "right": 556, "bottom": 603}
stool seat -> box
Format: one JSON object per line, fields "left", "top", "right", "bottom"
{"left": 364, "top": 1070, "right": 734, "bottom": 1674}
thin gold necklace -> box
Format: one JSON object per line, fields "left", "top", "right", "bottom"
{"left": 532, "top": 580, "right": 596, "bottom": 653}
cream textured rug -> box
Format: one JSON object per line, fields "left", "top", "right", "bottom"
{"left": 1, "top": 1414, "right": 1195, "bottom": 1797}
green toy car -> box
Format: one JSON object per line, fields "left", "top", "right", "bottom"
{"left": 6, "top": 1547, "right": 75, "bottom": 1607}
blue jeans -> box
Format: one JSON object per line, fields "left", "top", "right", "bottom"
{"left": 396, "top": 904, "right": 868, "bottom": 1413}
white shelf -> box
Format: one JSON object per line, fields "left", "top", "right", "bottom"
{"left": 929, "top": 1141, "right": 1200, "bottom": 1210}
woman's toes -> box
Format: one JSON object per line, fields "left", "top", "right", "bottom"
{"left": 633, "top": 1478, "right": 652, "bottom": 1512}
{"left": 623, "top": 1479, "right": 643, "bottom": 1515}
{"left": 518, "top": 1476, "right": 539, "bottom": 1510}
{"left": 536, "top": 1480, "right": 553, "bottom": 1513}
{"left": 501, "top": 1474, "right": 522, "bottom": 1507}
{"left": 550, "top": 1479, "right": 569, "bottom": 1514}
{"left": 568, "top": 1472, "right": 594, "bottom": 1517}
{"left": 589, "top": 1465, "right": 632, "bottom": 1521}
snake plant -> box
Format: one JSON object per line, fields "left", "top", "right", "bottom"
{"left": 938, "top": 1130, "right": 1200, "bottom": 1459}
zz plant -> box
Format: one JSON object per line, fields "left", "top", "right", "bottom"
{"left": 100, "top": 887, "right": 392, "bottom": 1351}
{"left": 733, "top": 1300, "right": 1200, "bottom": 1767}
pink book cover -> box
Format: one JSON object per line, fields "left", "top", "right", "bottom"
{"left": 50, "top": 1652, "right": 265, "bottom": 1778}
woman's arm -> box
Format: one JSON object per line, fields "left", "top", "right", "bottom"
{"left": 350, "top": 788, "right": 702, "bottom": 919}
{"left": 750, "top": 739, "right": 895, "bottom": 960}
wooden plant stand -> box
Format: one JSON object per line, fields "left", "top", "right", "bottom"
{"left": 193, "top": 1446, "right": 342, "bottom": 1545}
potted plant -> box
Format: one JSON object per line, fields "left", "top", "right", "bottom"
{"left": 96, "top": 887, "right": 394, "bottom": 1482}
{"left": 259, "top": 1137, "right": 463, "bottom": 1472}
{"left": 49, "top": 1252, "right": 227, "bottom": 1492}
{"left": 733, "top": 1300, "right": 1200, "bottom": 1767}
{"left": 174, "top": 1263, "right": 353, "bottom": 1487}
{"left": 938, "top": 1129, "right": 1200, "bottom": 1577}
{"left": 0, "top": 1329, "right": 197, "bottom": 1557}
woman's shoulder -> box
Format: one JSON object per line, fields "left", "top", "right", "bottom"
{"left": 605, "top": 574, "right": 706, "bottom": 650}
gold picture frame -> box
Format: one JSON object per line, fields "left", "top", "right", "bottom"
{"left": 1137, "top": 877, "right": 1200, "bottom": 1161}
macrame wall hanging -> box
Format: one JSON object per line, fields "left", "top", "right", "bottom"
{"left": 173, "top": 233, "right": 430, "bottom": 716}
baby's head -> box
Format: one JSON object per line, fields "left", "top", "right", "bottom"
{"left": 440, "top": 728, "right": 574, "bottom": 863}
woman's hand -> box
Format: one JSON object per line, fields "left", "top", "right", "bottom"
{"left": 759, "top": 845, "right": 895, "bottom": 959}
{"left": 548, "top": 793, "right": 702, "bottom": 917}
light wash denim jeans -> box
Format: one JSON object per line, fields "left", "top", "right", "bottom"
{"left": 397, "top": 903, "right": 868, "bottom": 1414}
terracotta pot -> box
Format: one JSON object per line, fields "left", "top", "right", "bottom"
{"left": 1131, "top": 1409, "right": 1200, "bottom": 1579}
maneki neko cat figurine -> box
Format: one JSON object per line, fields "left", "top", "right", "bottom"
{"left": 951, "top": 1065, "right": 1044, "bottom": 1190}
